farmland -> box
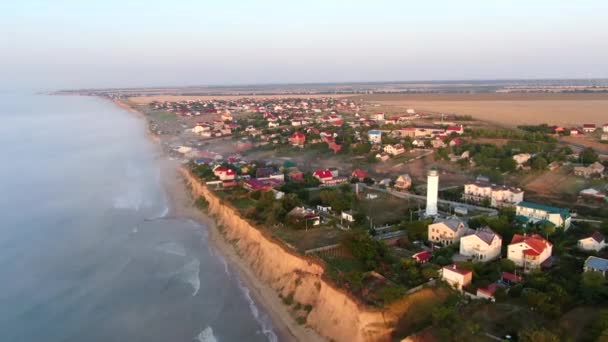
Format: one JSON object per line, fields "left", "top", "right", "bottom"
{"left": 358, "top": 93, "right": 608, "bottom": 127}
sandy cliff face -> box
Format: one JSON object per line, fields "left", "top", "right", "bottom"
{"left": 181, "top": 168, "right": 396, "bottom": 342}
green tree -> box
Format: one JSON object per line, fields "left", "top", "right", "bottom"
{"left": 499, "top": 157, "right": 517, "bottom": 172}
{"left": 580, "top": 147, "right": 599, "bottom": 164}
{"left": 530, "top": 156, "right": 548, "bottom": 170}
{"left": 581, "top": 271, "right": 608, "bottom": 302}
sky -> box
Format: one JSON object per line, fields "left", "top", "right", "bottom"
{"left": 1, "top": 0, "right": 608, "bottom": 90}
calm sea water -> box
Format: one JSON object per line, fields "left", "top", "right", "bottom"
{"left": 0, "top": 94, "right": 277, "bottom": 342}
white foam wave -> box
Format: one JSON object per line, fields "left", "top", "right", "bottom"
{"left": 237, "top": 279, "right": 278, "bottom": 342}
{"left": 155, "top": 242, "right": 187, "bottom": 257}
{"left": 195, "top": 326, "right": 218, "bottom": 342}
{"left": 179, "top": 258, "right": 201, "bottom": 296}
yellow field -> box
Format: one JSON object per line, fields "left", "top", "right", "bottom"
{"left": 359, "top": 93, "right": 608, "bottom": 127}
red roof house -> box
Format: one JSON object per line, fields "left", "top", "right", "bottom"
{"left": 351, "top": 169, "right": 369, "bottom": 181}
{"left": 289, "top": 132, "right": 306, "bottom": 146}
{"left": 412, "top": 251, "right": 432, "bottom": 263}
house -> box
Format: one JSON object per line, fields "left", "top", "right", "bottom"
{"left": 313, "top": 169, "right": 347, "bottom": 186}
{"left": 580, "top": 188, "right": 607, "bottom": 202}
{"left": 501, "top": 272, "right": 523, "bottom": 285}
{"left": 383, "top": 144, "right": 405, "bottom": 156}
{"left": 477, "top": 283, "right": 499, "bottom": 301}
{"left": 573, "top": 161, "right": 605, "bottom": 178}
{"left": 441, "top": 264, "right": 472, "bottom": 291}
{"left": 602, "top": 134, "right": 608, "bottom": 141}
{"left": 175, "top": 145, "right": 193, "bottom": 154}
{"left": 507, "top": 234, "right": 553, "bottom": 270}
{"left": 368, "top": 130, "right": 382, "bottom": 144}
{"left": 341, "top": 210, "right": 356, "bottom": 223}
{"left": 313, "top": 169, "right": 333, "bottom": 183}
{"left": 289, "top": 132, "right": 306, "bottom": 147}
{"left": 316, "top": 205, "right": 331, "bottom": 213}
{"left": 221, "top": 112, "right": 233, "bottom": 121}
{"left": 371, "top": 113, "right": 385, "bottom": 121}
{"left": 412, "top": 251, "right": 432, "bottom": 264}
{"left": 212, "top": 166, "right": 236, "bottom": 181}
{"left": 578, "top": 231, "right": 607, "bottom": 252}
{"left": 243, "top": 178, "right": 281, "bottom": 192}
{"left": 463, "top": 181, "right": 524, "bottom": 207}
{"left": 449, "top": 138, "right": 463, "bottom": 147}
{"left": 515, "top": 201, "right": 571, "bottom": 229}
{"left": 548, "top": 161, "right": 561, "bottom": 171}
{"left": 603, "top": 123, "right": 608, "bottom": 133}
{"left": 583, "top": 124, "right": 597, "bottom": 133}
{"left": 288, "top": 169, "right": 304, "bottom": 182}
{"left": 512, "top": 153, "right": 532, "bottom": 168}
{"left": 570, "top": 127, "right": 583, "bottom": 136}
{"left": 375, "top": 153, "right": 390, "bottom": 162}
{"left": 287, "top": 207, "right": 320, "bottom": 226}
{"left": 351, "top": 169, "right": 369, "bottom": 182}
{"left": 446, "top": 125, "right": 464, "bottom": 135}
{"left": 459, "top": 228, "right": 502, "bottom": 262}
{"left": 394, "top": 174, "right": 412, "bottom": 190}
{"left": 584, "top": 256, "right": 608, "bottom": 276}
{"left": 431, "top": 139, "right": 447, "bottom": 149}
{"left": 427, "top": 217, "right": 474, "bottom": 246}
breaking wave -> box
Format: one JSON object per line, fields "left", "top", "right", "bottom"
{"left": 195, "top": 326, "right": 218, "bottom": 342}
{"left": 178, "top": 258, "right": 201, "bottom": 296}
{"left": 237, "top": 279, "right": 278, "bottom": 342}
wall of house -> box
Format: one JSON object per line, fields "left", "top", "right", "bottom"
{"left": 459, "top": 236, "right": 501, "bottom": 261}
{"left": 441, "top": 269, "right": 470, "bottom": 290}
{"left": 579, "top": 238, "right": 605, "bottom": 252}
{"left": 507, "top": 242, "right": 552, "bottom": 268}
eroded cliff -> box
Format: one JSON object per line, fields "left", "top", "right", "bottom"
{"left": 181, "top": 168, "right": 397, "bottom": 342}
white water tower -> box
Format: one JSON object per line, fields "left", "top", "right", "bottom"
{"left": 426, "top": 169, "right": 439, "bottom": 216}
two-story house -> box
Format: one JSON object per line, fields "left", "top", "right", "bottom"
{"left": 515, "top": 201, "right": 571, "bottom": 230}
{"left": 460, "top": 228, "right": 502, "bottom": 262}
{"left": 507, "top": 234, "right": 553, "bottom": 271}
{"left": 428, "top": 217, "right": 474, "bottom": 246}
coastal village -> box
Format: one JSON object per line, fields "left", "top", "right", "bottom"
{"left": 126, "top": 94, "right": 608, "bottom": 341}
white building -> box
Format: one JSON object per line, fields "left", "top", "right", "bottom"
{"left": 603, "top": 123, "right": 608, "bottom": 133}
{"left": 427, "top": 217, "right": 473, "bottom": 246}
{"left": 515, "top": 201, "right": 571, "bottom": 230}
{"left": 584, "top": 256, "right": 608, "bottom": 276}
{"left": 512, "top": 153, "right": 531, "bottom": 168}
{"left": 507, "top": 234, "right": 553, "bottom": 270}
{"left": 426, "top": 170, "right": 439, "bottom": 216}
{"left": 441, "top": 265, "right": 472, "bottom": 291}
{"left": 383, "top": 144, "right": 405, "bottom": 156}
{"left": 371, "top": 113, "right": 385, "bottom": 121}
{"left": 460, "top": 228, "right": 502, "bottom": 262}
{"left": 463, "top": 182, "right": 524, "bottom": 207}
{"left": 341, "top": 210, "right": 356, "bottom": 223}
{"left": 578, "top": 231, "right": 607, "bottom": 252}
{"left": 368, "top": 130, "right": 382, "bottom": 144}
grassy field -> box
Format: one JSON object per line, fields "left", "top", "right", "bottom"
{"left": 358, "top": 93, "right": 608, "bottom": 127}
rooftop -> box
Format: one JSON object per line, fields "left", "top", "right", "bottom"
{"left": 585, "top": 256, "right": 608, "bottom": 272}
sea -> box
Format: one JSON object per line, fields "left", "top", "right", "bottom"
{"left": 0, "top": 93, "right": 278, "bottom": 342}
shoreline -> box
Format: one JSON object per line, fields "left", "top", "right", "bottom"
{"left": 115, "top": 98, "right": 324, "bottom": 342}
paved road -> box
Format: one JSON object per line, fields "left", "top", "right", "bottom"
{"left": 360, "top": 184, "right": 498, "bottom": 215}
{"left": 559, "top": 139, "right": 608, "bottom": 156}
